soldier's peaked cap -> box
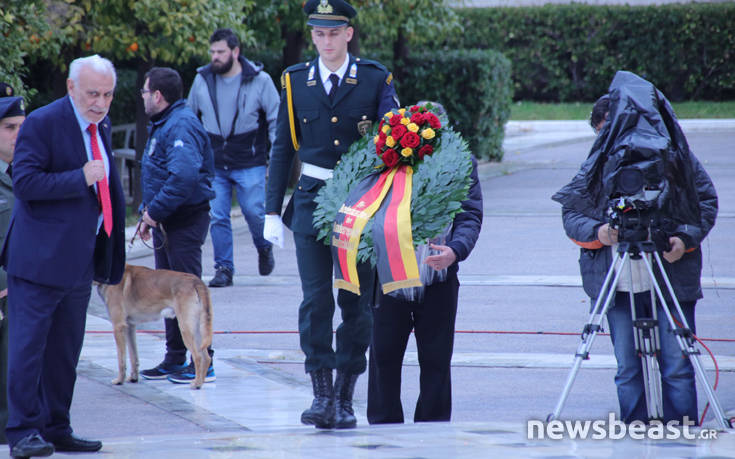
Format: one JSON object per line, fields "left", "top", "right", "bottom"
{"left": 304, "top": 0, "right": 357, "bottom": 28}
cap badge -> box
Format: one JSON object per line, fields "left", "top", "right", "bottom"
{"left": 317, "top": 0, "right": 333, "bottom": 14}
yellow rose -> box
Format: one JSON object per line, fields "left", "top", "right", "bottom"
{"left": 382, "top": 124, "right": 390, "bottom": 134}
{"left": 421, "top": 128, "right": 436, "bottom": 140}
{"left": 386, "top": 136, "right": 396, "bottom": 147}
{"left": 407, "top": 123, "right": 419, "bottom": 133}
{"left": 398, "top": 108, "right": 406, "bottom": 115}
{"left": 384, "top": 111, "right": 394, "bottom": 118}
{"left": 374, "top": 135, "right": 380, "bottom": 144}
{"left": 401, "top": 147, "right": 413, "bottom": 157}
{"left": 400, "top": 117, "right": 410, "bottom": 126}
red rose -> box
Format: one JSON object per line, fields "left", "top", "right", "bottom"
{"left": 391, "top": 124, "right": 407, "bottom": 140}
{"left": 376, "top": 138, "right": 386, "bottom": 152}
{"left": 383, "top": 148, "right": 399, "bottom": 168}
{"left": 426, "top": 113, "right": 441, "bottom": 129}
{"left": 378, "top": 119, "right": 385, "bottom": 130}
{"left": 378, "top": 130, "right": 387, "bottom": 140}
{"left": 389, "top": 114, "right": 401, "bottom": 126}
{"left": 410, "top": 112, "right": 425, "bottom": 125}
{"left": 400, "top": 131, "right": 420, "bottom": 149}
{"left": 418, "top": 144, "right": 433, "bottom": 159}
{"left": 410, "top": 105, "right": 420, "bottom": 112}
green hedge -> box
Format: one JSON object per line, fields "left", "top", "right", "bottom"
{"left": 389, "top": 49, "right": 512, "bottom": 161}
{"left": 454, "top": 3, "right": 735, "bottom": 102}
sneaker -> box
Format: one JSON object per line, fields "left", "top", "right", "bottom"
{"left": 209, "top": 267, "right": 233, "bottom": 287}
{"left": 167, "top": 361, "right": 216, "bottom": 384}
{"left": 140, "top": 361, "right": 187, "bottom": 380}
{"left": 258, "top": 245, "right": 275, "bottom": 276}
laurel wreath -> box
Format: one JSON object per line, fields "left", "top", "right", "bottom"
{"left": 313, "top": 125, "right": 473, "bottom": 264}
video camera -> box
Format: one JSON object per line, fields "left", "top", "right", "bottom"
{"left": 605, "top": 157, "right": 670, "bottom": 250}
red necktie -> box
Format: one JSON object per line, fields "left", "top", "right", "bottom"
{"left": 87, "top": 124, "right": 113, "bottom": 236}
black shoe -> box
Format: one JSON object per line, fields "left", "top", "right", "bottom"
{"left": 258, "top": 246, "right": 274, "bottom": 276}
{"left": 334, "top": 372, "right": 359, "bottom": 429}
{"left": 10, "top": 433, "right": 54, "bottom": 458}
{"left": 209, "top": 267, "right": 233, "bottom": 287}
{"left": 167, "top": 360, "right": 216, "bottom": 384}
{"left": 301, "top": 368, "right": 335, "bottom": 429}
{"left": 50, "top": 434, "right": 102, "bottom": 453}
{"left": 140, "top": 360, "right": 187, "bottom": 380}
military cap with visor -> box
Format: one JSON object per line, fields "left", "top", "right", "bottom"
{"left": 303, "top": 0, "right": 357, "bottom": 28}
{"left": 0, "top": 82, "right": 24, "bottom": 120}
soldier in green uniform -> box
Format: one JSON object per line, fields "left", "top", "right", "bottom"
{"left": 264, "top": 0, "right": 398, "bottom": 429}
{"left": 0, "top": 84, "right": 24, "bottom": 444}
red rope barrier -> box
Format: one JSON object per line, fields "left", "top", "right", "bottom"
{"left": 85, "top": 329, "right": 735, "bottom": 342}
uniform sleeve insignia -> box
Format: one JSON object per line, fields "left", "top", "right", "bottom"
{"left": 386, "top": 73, "right": 393, "bottom": 85}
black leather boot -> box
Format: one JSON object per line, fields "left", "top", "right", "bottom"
{"left": 301, "top": 368, "right": 335, "bottom": 428}
{"left": 334, "top": 371, "right": 359, "bottom": 429}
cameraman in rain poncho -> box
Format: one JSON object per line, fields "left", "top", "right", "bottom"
{"left": 552, "top": 71, "right": 718, "bottom": 424}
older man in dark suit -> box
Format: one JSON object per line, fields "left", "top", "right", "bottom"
{"left": 1, "top": 55, "right": 126, "bottom": 458}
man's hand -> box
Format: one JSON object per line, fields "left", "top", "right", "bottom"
{"left": 83, "top": 160, "right": 105, "bottom": 186}
{"left": 424, "top": 243, "right": 457, "bottom": 271}
{"left": 264, "top": 214, "right": 284, "bottom": 248}
{"left": 663, "top": 236, "right": 686, "bottom": 263}
{"left": 138, "top": 210, "right": 157, "bottom": 242}
{"left": 139, "top": 221, "right": 152, "bottom": 242}
{"left": 597, "top": 223, "right": 619, "bottom": 246}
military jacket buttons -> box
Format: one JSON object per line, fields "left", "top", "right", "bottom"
{"left": 331, "top": 116, "right": 338, "bottom": 123}
{"left": 334, "top": 139, "right": 340, "bottom": 146}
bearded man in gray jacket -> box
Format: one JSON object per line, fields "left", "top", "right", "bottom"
{"left": 187, "top": 28, "right": 280, "bottom": 287}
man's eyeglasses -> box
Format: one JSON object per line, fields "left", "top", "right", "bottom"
{"left": 140, "top": 88, "right": 152, "bottom": 95}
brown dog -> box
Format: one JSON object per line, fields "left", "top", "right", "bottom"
{"left": 96, "top": 264, "right": 213, "bottom": 389}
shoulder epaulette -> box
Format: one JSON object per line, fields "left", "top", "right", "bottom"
{"left": 354, "top": 58, "right": 392, "bottom": 84}
{"left": 281, "top": 62, "right": 311, "bottom": 89}
{"left": 355, "top": 57, "right": 389, "bottom": 73}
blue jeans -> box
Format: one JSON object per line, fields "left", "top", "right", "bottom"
{"left": 606, "top": 291, "right": 698, "bottom": 424}
{"left": 209, "top": 166, "right": 270, "bottom": 272}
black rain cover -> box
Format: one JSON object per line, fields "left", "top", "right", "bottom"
{"left": 551, "top": 71, "right": 700, "bottom": 228}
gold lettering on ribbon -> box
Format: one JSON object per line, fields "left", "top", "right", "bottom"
{"left": 332, "top": 236, "right": 354, "bottom": 251}
{"left": 332, "top": 223, "right": 355, "bottom": 237}
{"left": 338, "top": 204, "right": 369, "bottom": 220}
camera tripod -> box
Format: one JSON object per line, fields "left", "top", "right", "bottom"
{"left": 547, "top": 238, "right": 732, "bottom": 430}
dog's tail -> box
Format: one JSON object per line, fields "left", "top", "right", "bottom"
{"left": 194, "top": 281, "right": 213, "bottom": 350}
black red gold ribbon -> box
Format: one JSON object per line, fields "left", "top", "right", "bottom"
{"left": 332, "top": 165, "right": 421, "bottom": 295}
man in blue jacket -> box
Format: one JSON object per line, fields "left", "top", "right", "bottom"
{"left": 138, "top": 67, "right": 217, "bottom": 384}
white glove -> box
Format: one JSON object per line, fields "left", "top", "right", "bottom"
{"left": 264, "top": 214, "right": 285, "bottom": 248}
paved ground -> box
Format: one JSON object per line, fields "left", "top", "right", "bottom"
{"left": 5, "top": 120, "right": 734, "bottom": 458}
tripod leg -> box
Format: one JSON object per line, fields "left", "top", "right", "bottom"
{"left": 642, "top": 252, "right": 732, "bottom": 430}
{"left": 630, "top": 288, "right": 664, "bottom": 422}
{"left": 548, "top": 252, "right": 628, "bottom": 422}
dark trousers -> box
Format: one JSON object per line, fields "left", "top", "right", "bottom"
{"left": 153, "top": 209, "right": 211, "bottom": 364}
{"left": 367, "top": 271, "right": 459, "bottom": 424}
{"left": 5, "top": 265, "right": 93, "bottom": 447}
{"left": 293, "top": 232, "right": 374, "bottom": 374}
{"left": 0, "top": 298, "right": 7, "bottom": 444}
